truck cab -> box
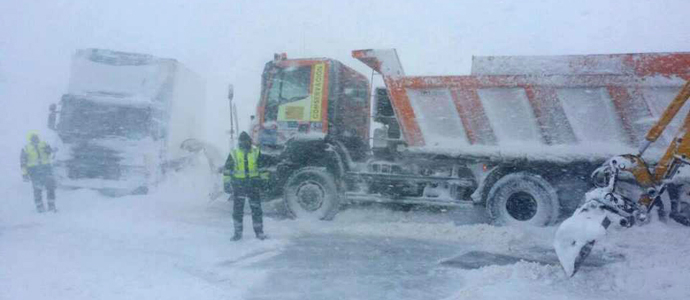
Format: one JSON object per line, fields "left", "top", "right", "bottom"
{"left": 254, "top": 54, "right": 371, "bottom": 161}
{"left": 47, "top": 49, "right": 207, "bottom": 196}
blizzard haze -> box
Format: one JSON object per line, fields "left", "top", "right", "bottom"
{"left": 2, "top": 1, "right": 690, "bottom": 299}
{"left": 1, "top": 0, "right": 689, "bottom": 157}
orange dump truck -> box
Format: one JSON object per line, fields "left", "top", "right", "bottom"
{"left": 252, "top": 49, "right": 690, "bottom": 226}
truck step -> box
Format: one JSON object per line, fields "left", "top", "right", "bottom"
{"left": 344, "top": 192, "right": 475, "bottom": 207}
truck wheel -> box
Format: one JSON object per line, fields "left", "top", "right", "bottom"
{"left": 284, "top": 167, "right": 340, "bottom": 220}
{"left": 486, "top": 172, "right": 559, "bottom": 226}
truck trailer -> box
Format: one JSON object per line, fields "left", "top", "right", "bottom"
{"left": 47, "top": 49, "right": 208, "bottom": 195}
{"left": 252, "top": 49, "right": 690, "bottom": 226}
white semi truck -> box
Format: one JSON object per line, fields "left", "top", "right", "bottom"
{"left": 47, "top": 49, "right": 208, "bottom": 195}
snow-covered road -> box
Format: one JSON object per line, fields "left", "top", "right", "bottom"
{"left": 0, "top": 168, "right": 285, "bottom": 299}
{"left": 2, "top": 168, "right": 690, "bottom": 300}
{"left": 245, "top": 234, "right": 461, "bottom": 300}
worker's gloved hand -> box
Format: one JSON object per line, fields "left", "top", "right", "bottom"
{"left": 22, "top": 174, "right": 30, "bottom": 182}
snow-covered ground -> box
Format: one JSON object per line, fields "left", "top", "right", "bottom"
{"left": 0, "top": 166, "right": 284, "bottom": 299}
{"left": 302, "top": 206, "right": 690, "bottom": 300}
{"left": 2, "top": 164, "right": 690, "bottom": 300}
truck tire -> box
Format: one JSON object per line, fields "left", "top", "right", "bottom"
{"left": 486, "top": 172, "right": 559, "bottom": 226}
{"left": 284, "top": 167, "right": 340, "bottom": 220}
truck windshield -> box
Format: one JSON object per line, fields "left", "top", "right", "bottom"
{"left": 58, "top": 98, "right": 151, "bottom": 140}
{"left": 265, "top": 65, "right": 312, "bottom": 121}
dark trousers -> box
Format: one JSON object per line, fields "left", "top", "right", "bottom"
{"left": 28, "top": 165, "right": 56, "bottom": 211}
{"left": 232, "top": 178, "right": 263, "bottom": 235}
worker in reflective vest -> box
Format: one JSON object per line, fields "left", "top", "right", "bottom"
{"left": 223, "top": 132, "right": 269, "bottom": 241}
{"left": 20, "top": 132, "right": 57, "bottom": 213}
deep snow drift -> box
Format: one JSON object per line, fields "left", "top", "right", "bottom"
{"left": 2, "top": 162, "right": 690, "bottom": 299}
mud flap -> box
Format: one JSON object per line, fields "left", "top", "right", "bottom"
{"left": 670, "top": 202, "right": 690, "bottom": 226}
{"left": 554, "top": 201, "right": 612, "bottom": 277}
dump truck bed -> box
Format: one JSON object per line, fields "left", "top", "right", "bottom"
{"left": 354, "top": 49, "right": 690, "bottom": 161}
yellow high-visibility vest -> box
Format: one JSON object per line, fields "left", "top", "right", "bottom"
{"left": 231, "top": 147, "right": 260, "bottom": 179}
{"left": 24, "top": 142, "right": 51, "bottom": 168}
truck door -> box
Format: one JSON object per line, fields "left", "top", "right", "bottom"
{"left": 260, "top": 62, "right": 329, "bottom": 145}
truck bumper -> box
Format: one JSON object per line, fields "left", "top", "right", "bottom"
{"left": 53, "top": 162, "right": 150, "bottom": 195}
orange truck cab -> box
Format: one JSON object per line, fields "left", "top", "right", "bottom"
{"left": 254, "top": 54, "right": 370, "bottom": 159}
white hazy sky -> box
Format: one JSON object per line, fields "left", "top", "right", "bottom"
{"left": 1, "top": 0, "right": 689, "bottom": 157}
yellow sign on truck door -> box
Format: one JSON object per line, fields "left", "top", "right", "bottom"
{"left": 277, "top": 98, "right": 310, "bottom": 121}
{"left": 310, "top": 63, "right": 326, "bottom": 122}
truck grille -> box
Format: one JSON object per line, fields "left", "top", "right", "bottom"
{"left": 67, "top": 143, "right": 122, "bottom": 180}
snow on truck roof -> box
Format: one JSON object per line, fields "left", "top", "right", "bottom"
{"left": 76, "top": 48, "right": 176, "bottom": 66}
{"left": 68, "top": 49, "right": 177, "bottom": 102}
{"left": 471, "top": 52, "right": 690, "bottom": 77}
{"left": 355, "top": 49, "right": 690, "bottom": 161}
{"left": 63, "top": 92, "right": 158, "bottom": 108}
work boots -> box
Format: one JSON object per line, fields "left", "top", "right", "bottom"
{"left": 232, "top": 221, "right": 267, "bottom": 241}
{"left": 232, "top": 220, "right": 243, "bottom": 241}
{"left": 48, "top": 201, "right": 57, "bottom": 213}
{"left": 35, "top": 195, "right": 44, "bottom": 213}
{"left": 232, "top": 232, "right": 268, "bottom": 241}
{"left": 231, "top": 232, "right": 242, "bottom": 241}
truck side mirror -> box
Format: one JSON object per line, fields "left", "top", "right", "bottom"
{"left": 374, "top": 87, "right": 394, "bottom": 118}
{"left": 48, "top": 104, "right": 57, "bottom": 130}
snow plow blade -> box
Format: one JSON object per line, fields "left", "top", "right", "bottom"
{"left": 554, "top": 202, "right": 612, "bottom": 277}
